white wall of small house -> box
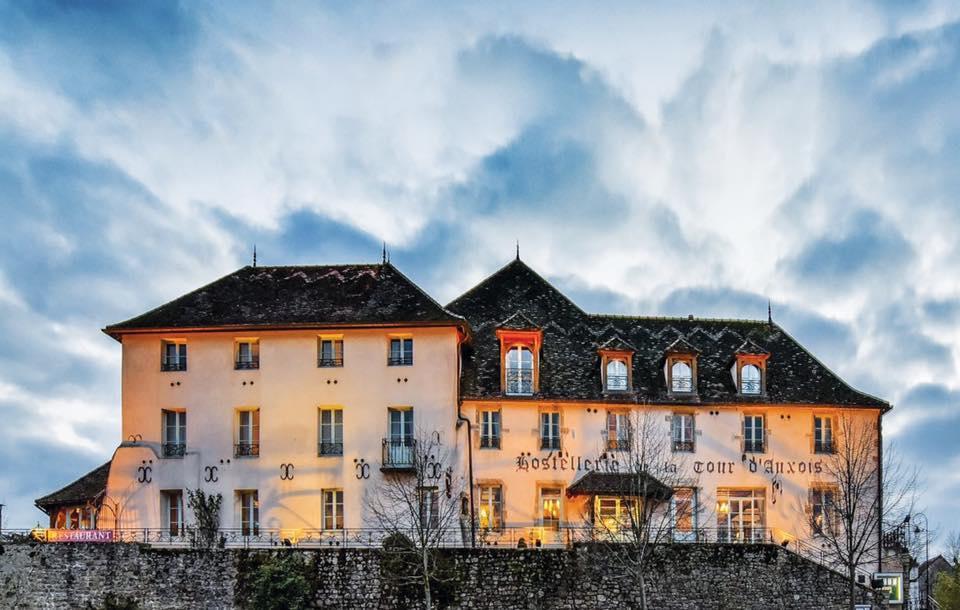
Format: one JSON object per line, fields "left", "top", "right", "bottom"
{"left": 103, "top": 326, "right": 464, "bottom": 533}
{"left": 467, "top": 400, "right": 881, "bottom": 543}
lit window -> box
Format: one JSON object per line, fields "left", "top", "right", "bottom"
{"left": 670, "top": 360, "right": 694, "bottom": 393}
{"left": 814, "top": 416, "right": 834, "bottom": 454}
{"left": 809, "top": 487, "right": 836, "bottom": 536}
{"left": 540, "top": 411, "right": 560, "bottom": 450}
{"left": 235, "top": 339, "right": 259, "bottom": 370}
{"left": 743, "top": 415, "right": 764, "bottom": 453}
{"left": 162, "top": 410, "right": 186, "bottom": 458}
{"left": 671, "top": 488, "right": 698, "bottom": 541}
{"left": 237, "top": 490, "right": 259, "bottom": 536}
{"left": 540, "top": 487, "right": 562, "bottom": 530}
{"left": 318, "top": 337, "right": 344, "bottom": 367}
{"left": 318, "top": 408, "right": 343, "bottom": 456}
{"left": 605, "top": 412, "right": 630, "bottom": 451}
{"left": 161, "top": 340, "right": 187, "bottom": 372}
{"left": 236, "top": 409, "right": 260, "bottom": 458}
{"left": 480, "top": 410, "right": 501, "bottom": 449}
{"left": 594, "top": 496, "right": 637, "bottom": 532}
{"left": 388, "top": 337, "right": 413, "bottom": 366}
{"left": 605, "top": 359, "right": 628, "bottom": 391}
{"left": 161, "top": 490, "right": 184, "bottom": 536}
{"left": 505, "top": 346, "right": 534, "bottom": 395}
{"left": 716, "top": 488, "right": 765, "bottom": 543}
{"left": 479, "top": 484, "right": 502, "bottom": 530}
{"left": 671, "top": 413, "right": 695, "bottom": 453}
{"left": 322, "top": 489, "right": 344, "bottom": 530}
{"left": 740, "top": 364, "right": 762, "bottom": 395}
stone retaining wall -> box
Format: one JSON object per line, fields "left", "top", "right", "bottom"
{"left": 0, "top": 542, "right": 882, "bottom": 609}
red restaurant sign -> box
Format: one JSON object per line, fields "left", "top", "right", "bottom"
{"left": 45, "top": 529, "right": 114, "bottom": 543}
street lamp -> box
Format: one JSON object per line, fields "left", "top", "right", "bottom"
{"left": 911, "top": 513, "right": 930, "bottom": 608}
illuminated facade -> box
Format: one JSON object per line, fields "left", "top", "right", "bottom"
{"left": 36, "top": 258, "right": 887, "bottom": 565}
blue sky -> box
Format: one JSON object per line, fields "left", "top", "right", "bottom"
{"left": 1, "top": 1, "right": 958, "bottom": 546}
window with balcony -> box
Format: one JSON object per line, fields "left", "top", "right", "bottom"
{"left": 671, "top": 413, "right": 695, "bottom": 453}
{"left": 599, "top": 345, "right": 633, "bottom": 393}
{"left": 605, "top": 411, "right": 630, "bottom": 451}
{"left": 479, "top": 484, "right": 503, "bottom": 530}
{"left": 161, "top": 490, "right": 184, "bottom": 537}
{"left": 235, "top": 339, "right": 259, "bottom": 370}
{"left": 670, "top": 360, "right": 695, "bottom": 393}
{"left": 161, "top": 340, "right": 187, "bottom": 372}
{"left": 388, "top": 337, "right": 413, "bottom": 366}
{"left": 322, "top": 489, "right": 344, "bottom": 530}
{"left": 540, "top": 411, "right": 561, "bottom": 450}
{"left": 740, "top": 364, "right": 762, "bottom": 395}
{"left": 480, "top": 410, "right": 501, "bottom": 449}
{"left": 814, "top": 415, "right": 834, "bottom": 454}
{"left": 743, "top": 414, "right": 765, "bottom": 453}
{"left": 716, "top": 488, "right": 765, "bottom": 543}
{"left": 236, "top": 409, "right": 260, "bottom": 458}
{"left": 318, "top": 337, "right": 344, "bottom": 367}
{"left": 383, "top": 407, "right": 414, "bottom": 469}
{"left": 733, "top": 345, "right": 768, "bottom": 396}
{"left": 161, "top": 410, "right": 186, "bottom": 458}
{"left": 505, "top": 345, "right": 534, "bottom": 395}
{"left": 318, "top": 408, "right": 343, "bottom": 456}
{"left": 237, "top": 490, "right": 259, "bottom": 536}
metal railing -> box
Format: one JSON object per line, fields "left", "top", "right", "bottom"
{"left": 318, "top": 442, "right": 343, "bottom": 456}
{"left": 318, "top": 356, "right": 343, "bottom": 368}
{"left": 743, "top": 439, "right": 765, "bottom": 453}
{"left": 602, "top": 430, "right": 631, "bottom": 452}
{"left": 814, "top": 441, "right": 835, "bottom": 454}
{"left": 479, "top": 435, "right": 500, "bottom": 449}
{"left": 387, "top": 355, "right": 413, "bottom": 366}
{"left": 235, "top": 357, "right": 259, "bottom": 370}
{"left": 540, "top": 436, "right": 561, "bottom": 451}
{"left": 162, "top": 442, "right": 186, "bottom": 458}
{"left": 672, "top": 439, "right": 695, "bottom": 453}
{"left": 505, "top": 369, "right": 533, "bottom": 395}
{"left": 671, "top": 377, "right": 694, "bottom": 393}
{"left": 605, "top": 375, "right": 629, "bottom": 391}
{"left": 161, "top": 359, "right": 187, "bottom": 372}
{"left": 382, "top": 438, "right": 415, "bottom": 469}
{"left": 740, "top": 379, "right": 761, "bottom": 394}
{"left": 234, "top": 442, "right": 260, "bottom": 458}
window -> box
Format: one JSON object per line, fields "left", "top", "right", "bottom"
{"left": 237, "top": 490, "right": 259, "bottom": 536}
{"left": 318, "top": 337, "right": 344, "bottom": 367}
{"left": 419, "top": 487, "right": 439, "bottom": 528}
{"left": 540, "top": 487, "right": 562, "bottom": 530}
{"left": 716, "top": 488, "right": 765, "bottom": 543}
{"left": 505, "top": 345, "right": 534, "bottom": 395}
{"left": 605, "top": 412, "right": 630, "bottom": 451}
{"left": 322, "top": 489, "right": 344, "bottom": 530}
{"left": 478, "top": 484, "right": 502, "bottom": 530}
{"left": 605, "top": 359, "right": 628, "bottom": 391}
{"left": 743, "top": 414, "right": 764, "bottom": 453}
{"left": 236, "top": 409, "right": 260, "bottom": 458}
{"left": 809, "top": 487, "right": 836, "bottom": 536}
{"left": 740, "top": 364, "right": 762, "bottom": 395}
{"left": 670, "top": 360, "right": 694, "bottom": 393}
{"left": 594, "top": 496, "right": 637, "bottom": 532}
{"left": 388, "top": 337, "right": 413, "bottom": 366}
{"left": 161, "top": 340, "right": 187, "bottom": 372}
{"left": 540, "top": 411, "right": 560, "bottom": 450}
{"left": 671, "top": 413, "right": 695, "bottom": 453}
{"left": 161, "top": 490, "right": 184, "bottom": 536}
{"left": 814, "top": 415, "right": 834, "bottom": 454}
{"left": 162, "top": 410, "right": 187, "bottom": 458}
{"left": 318, "top": 408, "right": 343, "bottom": 456}
{"left": 480, "top": 410, "right": 501, "bottom": 449}
{"left": 384, "top": 408, "right": 414, "bottom": 468}
{"left": 235, "top": 339, "right": 259, "bottom": 370}
{"left": 671, "top": 488, "right": 698, "bottom": 541}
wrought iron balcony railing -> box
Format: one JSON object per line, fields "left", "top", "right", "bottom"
{"left": 602, "top": 430, "right": 631, "bottom": 451}
{"left": 814, "top": 441, "right": 834, "bottom": 454}
{"left": 235, "top": 357, "right": 259, "bottom": 370}
{"left": 540, "top": 436, "right": 561, "bottom": 451}
{"left": 161, "top": 359, "right": 187, "bottom": 372}
{"left": 480, "top": 435, "right": 500, "bottom": 449}
{"left": 743, "top": 439, "right": 765, "bottom": 453}
{"left": 162, "top": 442, "right": 186, "bottom": 458}
{"left": 740, "top": 379, "right": 762, "bottom": 394}
{"left": 670, "top": 377, "right": 694, "bottom": 393}
{"left": 318, "top": 356, "right": 343, "bottom": 368}
{"left": 234, "top": 442, "right": 260, "bottom": 458}
{"left": 381, "top": 438, "right": 415, "bottom": 470}
{"left": 672, "top": 439, "right": 695, "bottom": 453}
{"left": 318, "top": 442, "right": 343, "bottom": 456}
{"left": 605, "top": 375, "right": 629, "bottom": 392}
{"left": 387, "top": 355, "right": 413, "bottom": 366}
{"left": 505, "top": 369, "right": 533, "bottom": 395}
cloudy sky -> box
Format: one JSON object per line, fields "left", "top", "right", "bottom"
{"left": 1, "top": 1, "right": 959, "bottom": 542}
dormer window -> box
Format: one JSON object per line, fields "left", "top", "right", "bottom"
{"left": 598, "top": 336, "right": 634, "bottom": 394}
{"left": 740, "top": 364, "right": 761, "bottom": 394}
{"left": 670, "top": 360, "right": 694, "bottom": 393}
{"left": 664, "top": 337, "right": 698, "bottom": 395}
{"left": 733, "top": 341, "right": 770, "bottom": 396}
{"left": 605, "top": 359, "right": 628, "bottom": 391}
{"left": 497, "top": 328, "right": 541, "bottom": 396}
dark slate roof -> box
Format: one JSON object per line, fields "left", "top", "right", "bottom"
{"left": 105, "top": 263, "right": 465, "bottom": 337}
{"left": 447, "top": 259, "right": 888, "bottom": 409}
{"left": 566, "top": 471, "right": 672, "bottom": 499}
{"left": 35, "top": 461, "right": 112, "bottom": 512}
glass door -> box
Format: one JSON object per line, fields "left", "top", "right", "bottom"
{"left": 388, "top": 408, "right": 414, "bottom": 466}
{"left": 717, "top": 489, "right": 765, "bottom": 542}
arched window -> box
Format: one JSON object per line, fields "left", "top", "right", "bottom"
{"left": 606, "top": 359, "right": 628, "bottom": 391}
{"left": 741, "top": 364, "right": 762, "bottom": 395}
{"left": 506, "top": 345, "right": 534, "bottom": 395}
{"left": 671, "top": 361, "right": 693, "bottom": 393}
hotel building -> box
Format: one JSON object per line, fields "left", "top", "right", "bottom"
{"left": 36, "top": 258, "right": 888, "bottom": 563}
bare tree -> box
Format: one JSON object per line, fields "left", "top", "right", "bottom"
{"left": 366, "top": 429, "right": 463, "bottom": 610}
{"left": 581, "top": 410, "right": 699, "bottom": 610}
{"left": 815, "top": 413, "right": 920, "bottom": 610}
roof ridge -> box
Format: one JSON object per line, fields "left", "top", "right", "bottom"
{"left": 381, "top": 262, "right": 467, "bottom": 324}
{"left": 589, "top": 313, "right": 767, "bottom": 324}
{"left": 447, "top": 258, "right": 586, "bottom": 315}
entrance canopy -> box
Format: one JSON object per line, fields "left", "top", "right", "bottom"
{"left": 566, "top": 471, "right": 672, "bottom": 501}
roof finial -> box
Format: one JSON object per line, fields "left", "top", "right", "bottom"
{"left": 516, "top": 240, "right": 520, "bottom": 260}
{"left": 382, "top": 241, "right": 387, "bottom": 264}
{"left": 768, "top": 299, "right": 773, "bottom": 324}
{"left": 253, "top": 244, "right": 257, "bottom": 268}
